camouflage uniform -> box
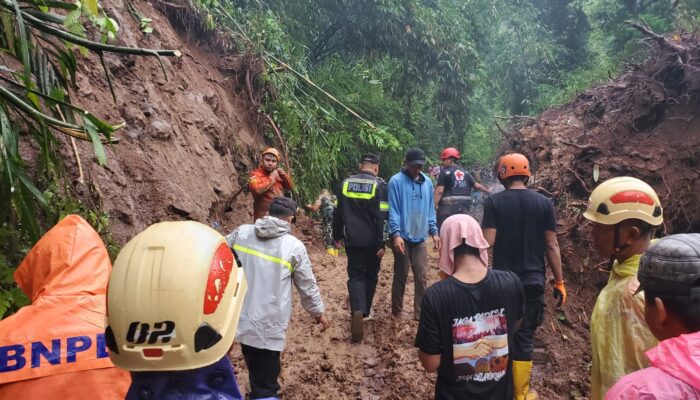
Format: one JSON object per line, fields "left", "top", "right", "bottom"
{"left": 319, "top": 194, "right": 336, "bottom": 249}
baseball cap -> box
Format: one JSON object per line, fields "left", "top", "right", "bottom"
{"left": 637, "top": 234, "right": 700, "bottom": 297}
{"left": 269, "top": 197, "right": 298, "bottom": 218}
{"left": 361, "top": 153, "right": 380, "bottom": 165}
{"left": 405, "top": 148, "right": 426, "bottom": 167}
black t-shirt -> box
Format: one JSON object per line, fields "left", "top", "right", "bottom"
{"left": 415, "top": 270, "right": 525, "bottom": 400}
{"left": 481, "top": 189, "right": 557, "bottom": 287}
{"left": 437, "top": 166, "right": 476, "bottom": 199}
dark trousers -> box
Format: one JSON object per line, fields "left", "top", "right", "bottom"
{"left": 437, "top": 199, "right": 472, "bottom": 231}
{"left": 241, "top": 344, "right": 281, "bottom": 399}
{"left": 346, "top": 246, "right": 382, "bottom": 316}
{"left": 512, "top": 285, "right": 545, "bottom": 361}
{"left": 391, "top": 241, "right": 427, "bottom": 318}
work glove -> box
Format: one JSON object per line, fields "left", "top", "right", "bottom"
{"left": 552, "top": 280, "right": 567, "bottom": 307}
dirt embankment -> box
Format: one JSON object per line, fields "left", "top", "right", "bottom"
{"left": 500, "top": 31, "right": 700, "bottom": 398}
{"left": 60, "top": 0, "right": 263, "bottom": 243}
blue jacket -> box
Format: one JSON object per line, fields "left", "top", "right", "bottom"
{"left": 388, "top": 169, "right": 438, "bottom": 243}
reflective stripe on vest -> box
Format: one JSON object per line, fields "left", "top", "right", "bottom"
{"left": 342, "top": 179, "right": 376, "bottom": 200}
{"left": 232, "top": 244, "right": 293, "bottom": 273}
{"left": 380, "top": 201, "right": 389, "bottom": 211}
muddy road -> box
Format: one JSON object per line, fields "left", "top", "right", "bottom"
{"left": 228, "top": 212, "right": 591, "bottom": 399}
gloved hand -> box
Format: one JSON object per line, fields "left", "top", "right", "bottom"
{"left": 552, "top": 280, "right": 567, "bottom": 306}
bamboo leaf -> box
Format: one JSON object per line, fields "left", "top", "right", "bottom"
{"left": 83, "top": 118, "right": 106, "bottom": 165}
{"left": 12, "top": 0, "right": 32, "bottom": 90}
{"left": 84, "top": 0, "right": 99, "bottom": 17}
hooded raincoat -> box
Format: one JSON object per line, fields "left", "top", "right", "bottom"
{"left": 590, "top": 253, "right": 658, "bottom": 399}
{"left": 226, "top": 217, "right": 324, "bottom": 352}
{"left": 0, "top": 215, "right": 130, "bottom": 399}
{"left": 605, "top": 331, "right": 700, "bottom": 399}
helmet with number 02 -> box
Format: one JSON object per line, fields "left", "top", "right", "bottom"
{"left": 105, "top": 221, "right": 247, "bottom": 371}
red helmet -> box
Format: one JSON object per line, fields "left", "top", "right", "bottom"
{"left": 440, "top": 147, "right": 461, "bottom": 160}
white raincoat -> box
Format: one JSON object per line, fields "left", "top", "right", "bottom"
{"left": 226, "top": 216, "right": 325, "bottom": 351}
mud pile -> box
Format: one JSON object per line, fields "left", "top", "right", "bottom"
{"left": 60, "top": 0, "right": 263, "bottom": 243}
{"left": 501, "top": 29, "right": 700, "bottom": 398}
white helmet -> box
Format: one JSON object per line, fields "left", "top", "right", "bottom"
{"left": 105, "top": 221, "right": 247, "bottom": 371}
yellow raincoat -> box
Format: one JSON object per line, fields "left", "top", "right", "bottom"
{"left": 590, "top": 253, "right": 658, "bottom": 399}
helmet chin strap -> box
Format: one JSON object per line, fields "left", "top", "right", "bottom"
{"left": 608, "top": 224, "right": 630, "bottom": 271}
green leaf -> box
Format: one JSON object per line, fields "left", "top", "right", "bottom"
{"left": 593, "top": 163, "right": 600, "bottom": 182}
{"left": 83, "top": 118, "right": 107, "bottom": 165}
{"left": 85, "top": 0, "right": 99, "bottom": 17}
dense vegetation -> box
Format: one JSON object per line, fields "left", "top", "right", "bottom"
{"left": 0, "top": 0, "right": 697, "bottom": 316}
{"left": 0, "top": 0, "right": 178, "bottom": 316}
{"left": 196, "top": 0, "right": 699, "bottom": 200}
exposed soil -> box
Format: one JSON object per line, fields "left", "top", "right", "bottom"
{"left": 56, "top": 0, "right": 264, "bottom": 244}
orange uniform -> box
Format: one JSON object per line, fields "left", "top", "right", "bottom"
{"left": 249, "top": 166, "right": 294, "bottom": 220}
{"left": 0, "top": 215, "right": 130, "bottom": 399}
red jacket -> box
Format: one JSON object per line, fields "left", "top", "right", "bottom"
{"left": 0, "top": 215, "right": 130, "bottom": 399}
{"left": 248, "top": 167, "right": 294, "bottom": 220}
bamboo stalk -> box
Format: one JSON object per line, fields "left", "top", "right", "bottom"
{"left": 0, "top": 1, "right": 181, "bottom": 58}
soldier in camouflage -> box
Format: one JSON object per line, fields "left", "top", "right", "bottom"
{"left": 305, "top": 189, "right": 338, "bottom": 256}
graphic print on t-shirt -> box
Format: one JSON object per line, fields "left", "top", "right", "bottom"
{"left": 452, "top": 308, "right": 509, "bottom": 383}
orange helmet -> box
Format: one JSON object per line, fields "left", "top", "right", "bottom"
{"left": 262, "top": 148, "right": 280, "bottom": 161}
{"left": 497, "top": 153, "right": 531, "bottom": 179}
{"left": 440, "top": 147, "right": 461, "bottom": 160}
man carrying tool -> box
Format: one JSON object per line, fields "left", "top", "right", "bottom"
{"left": 226, "top": 197, "right": 330, "bottom": 399}
{"left": 249, "top": 148, "right": 294, "bottom": 221}
{"left": 333, "top": 153, "right": 388, "bottom": 342}
{"left": 434, "top": 147, "right": 490, "bottom": 229}
{"left": 481, "top": 153, "right": 565, "bottom": 400}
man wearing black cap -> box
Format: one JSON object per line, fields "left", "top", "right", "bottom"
{"left": 225, "top": 197, "right": 330, "bottom": 399}
{"left": 388, "top": 148, "right": 440, "bottom": 320}
{"left": 333, "top": 153, "right": 388, "bottom": 342}
{"left": 607, "top": 233, "right": 700, "bottom": 398}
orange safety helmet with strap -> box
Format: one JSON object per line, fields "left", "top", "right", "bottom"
{"left": 440, "top": 147, "right": 461, "bottom": 160}
{"left": 497, "top": 153, "right": 531, "bottom": 180}
{"left": 262, "top": 148, "right": 281, "bottom": 162}
{"left": 0, "top": 215, "right": 130, "bottom": 399}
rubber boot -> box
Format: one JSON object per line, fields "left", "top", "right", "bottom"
{"left": 513, "top": 360, "right": 538, "bottom": 400}
{"left": 351, "top": 310, "right": 364, "bottom": 343}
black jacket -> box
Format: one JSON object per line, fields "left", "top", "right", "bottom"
{"left": 333, "top": 171, "right": 387, "bottom": 248}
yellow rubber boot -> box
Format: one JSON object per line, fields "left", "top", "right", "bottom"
{"left": 513, "top": 360, "right": 538, "bottom": 400}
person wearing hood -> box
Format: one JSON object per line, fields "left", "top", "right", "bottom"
{"left": 606, "top": 234, "right": 700, "bottom": 399}
{"left": 226, "top": 197, "right": 329, "bottom": 399}
{"left": 415, "top": 214, "right": 524, "bottom": 399}
{"left": 0, "top": 215, "right": 130, "bottom": 399}
{"left": 388, "top": 148, "right": 440, "bottom": 321}
{"left": 249, "top": 148, "right": 294, "bottom": 221}
{"left": 583, "top": 177, "right": 663, "bottom": 399}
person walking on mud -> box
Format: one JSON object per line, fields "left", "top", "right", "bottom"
{"left": 333, "top": 153, "right": 388, "bottom": 342}
{"left": 416, "top": 214, "right": 525, "bottom": 399}
{"left": 305, "top": 188, "right": 338, "bottom": 256}
{"left": 248, "top": 148, "right": 294, "bottom": 221}
{"left": 434, "top": 147, "right": 490, "bottom": 229}
{"left": 226, "top": 197, "right": 330, "bottom": 399}
{"left": 582, "top": 177, "right": 663, "bottom": 400}
{"left": 481, "top": 153, "right": 565, "bottom": 400}
{"left": 388, "top": 148, "right": 440, "bottom": 321}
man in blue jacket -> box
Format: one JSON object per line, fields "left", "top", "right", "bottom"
{"left": 389, "top": 148, "right": 441, "bottom": 320}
